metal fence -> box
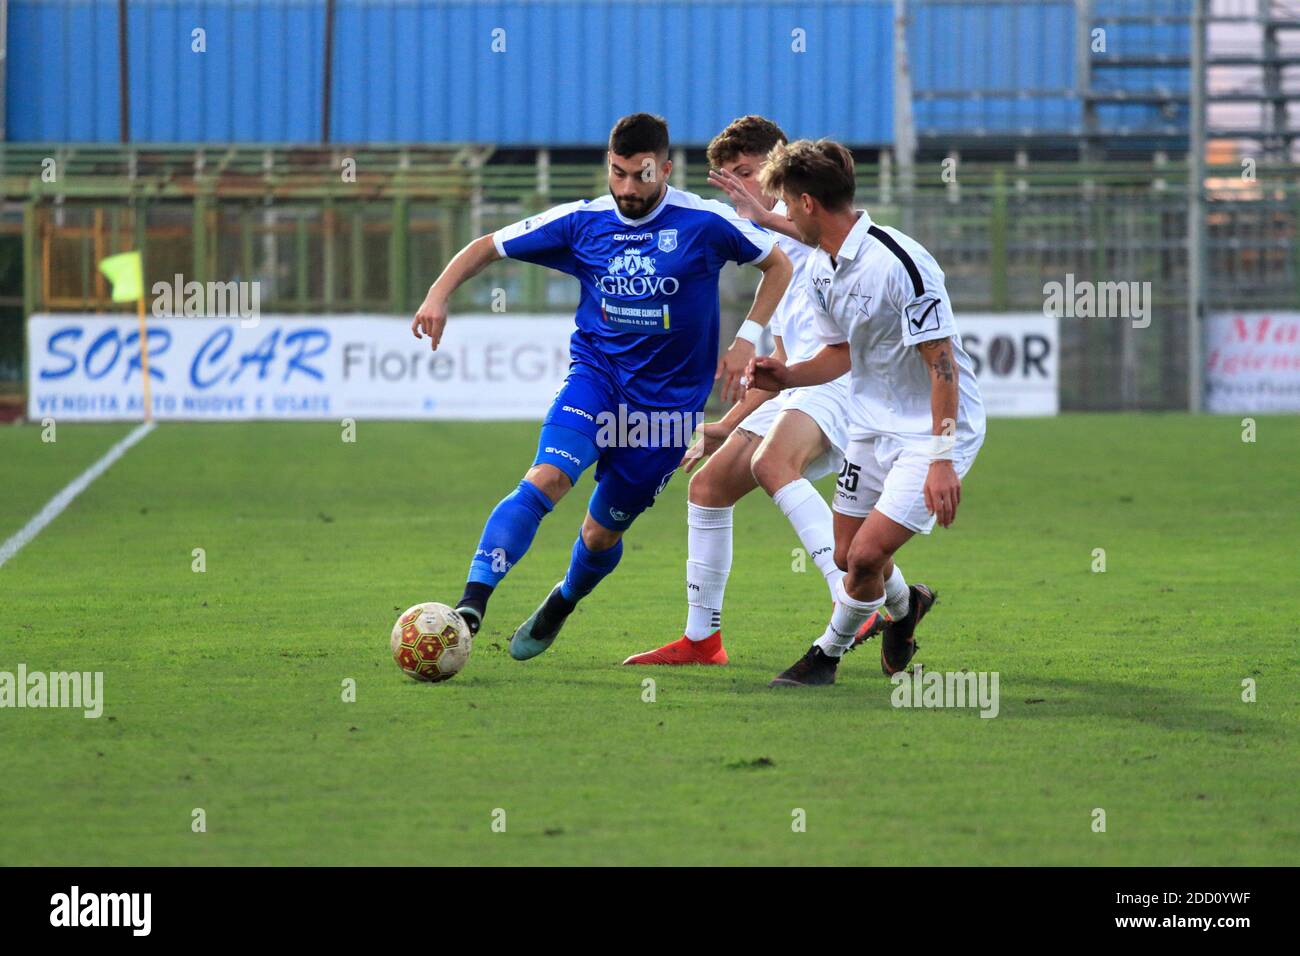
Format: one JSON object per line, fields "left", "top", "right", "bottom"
{"left": 3, "top": 145, "right": 1298, "bottom": 410}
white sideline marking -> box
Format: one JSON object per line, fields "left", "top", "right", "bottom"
{"left": 0, "top": 422, "right": 156, "bottom": 571}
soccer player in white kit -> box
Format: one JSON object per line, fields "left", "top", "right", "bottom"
{"left": 747, "top": 139, "right": 986, "bottom": 686}
{"left": 622, "top": 116, "right": 852, "bottom": 666}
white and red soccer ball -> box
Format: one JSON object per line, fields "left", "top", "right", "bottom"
{"left": 391, "top": 602, "right": 473, "bottom": 682}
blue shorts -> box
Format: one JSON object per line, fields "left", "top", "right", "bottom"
{"left": 533, "top": 365, "right": 701, "bottom": 532}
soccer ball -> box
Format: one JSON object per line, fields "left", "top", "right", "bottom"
{"left": 391, "top": 602, "right": 473, "bottom": 682}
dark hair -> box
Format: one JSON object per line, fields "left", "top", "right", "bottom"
{"left": 707, "top": 115, "right": 788, "bottom": 168}
{"left": 609, "top": 113, "right": 670, "bottom": 158}
{"left": 758, "top": 138, "right": 856, "bottom": 211}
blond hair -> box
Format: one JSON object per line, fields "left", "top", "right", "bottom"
{"left": 758, "top": 138, "right": 855, "bottom": 210}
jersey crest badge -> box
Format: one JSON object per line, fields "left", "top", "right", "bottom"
{"left": 906, "top": 295, "right": 943, "bottom": 334}
{"left": 608, "top": 249, "right": 656, "bottom": 276}
{"left": 657, "top": 229, "right": 678, "bottom": 253}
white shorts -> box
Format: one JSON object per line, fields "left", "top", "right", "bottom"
{"left": 738, "top": 378, "right": 851, "bottom": 482}
{"left": 832, "top": 432, "right": 981, "bottom": 534}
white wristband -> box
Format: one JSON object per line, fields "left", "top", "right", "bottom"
{"left": 927, "top": 434, "right": 957, "bottom": 461}
{"left": 735, "top": 319, "right": 764, "bottom": 345}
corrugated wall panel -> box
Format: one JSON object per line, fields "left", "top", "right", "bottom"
{"left": 1091, "top": 0, "right": 1191, "bottom": 134}
{"left": 8, "top": 0, "right": 122, "bottom": 141}
{"left": 6, "top": 0, "right": 895, "bottom": 145}
{"left": 4, "top": 0, "right": 1189, "bottom": 146}
{"left": 329, "top": 0, "right": 893, "bottom": 146}
{"left": 7, "top": 0, "right": 325, "bottom": 143}
{"left": 911, "top": 0, "right": 1079, "bottom": 136}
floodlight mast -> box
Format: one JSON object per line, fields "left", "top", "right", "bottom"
{"left": 1188, "top": 0, "right": 1207, "bottom": 413}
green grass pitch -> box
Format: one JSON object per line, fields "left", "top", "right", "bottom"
{"left": 1, "top": 415, "right": 1297, "bottom": 865}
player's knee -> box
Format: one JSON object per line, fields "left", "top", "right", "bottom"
{"left": 846, "top": 538, "right": 890, "bottom": 579}
{"left": 524, "top": 464, "right": 572, "bottom": 504}
{"left": 750, "top": 446, "right": 800, "bottom": 495}
{"left": 688, "top": 465, "right": 729, "bottom": 508}
{"left": 581, "top": 515, "right": 622, "bottom": 552}
{"left": 833, "top": 542, "right": 852, "bottom": 573}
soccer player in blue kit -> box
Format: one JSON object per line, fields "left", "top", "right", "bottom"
{"left": 411, "top": 114, "right": 792, "bottom": 660}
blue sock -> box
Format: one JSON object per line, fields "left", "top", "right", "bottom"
{"left": 560, "top": 536, "right": 623, "bottom": 603}
{"left": 466, "top": 480, "right": 554, "bottom": 588}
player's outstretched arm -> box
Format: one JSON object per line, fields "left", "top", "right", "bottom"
{"left": 717, "top": 246, "right": 792, "bottom": 403}
{"left": 411, "top": 234, "right": 503, "bottom": 351}
{"left": 746, "top": 342, "right": 850, "bottom": 393}
{"left": 682, "top": 338, "right": 785, "bottom": 473}
{"left": 917, "top": 336, "right": 962, "bottom": 528}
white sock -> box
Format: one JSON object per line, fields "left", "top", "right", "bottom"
{"left": 815, "top": 578, "right": 885, "bottom": 658}
{"left": 684, "top": 503, "right": 732, "bottom": 640}
{"left": 771, "top": 478, "right": 844, "bottom": 599}
{"left": 884, "top": 565, "right": 910, "bottom": 621}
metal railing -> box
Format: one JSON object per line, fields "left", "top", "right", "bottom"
{"left": 3, "top": 145, "right": 1298, "bottom": 410}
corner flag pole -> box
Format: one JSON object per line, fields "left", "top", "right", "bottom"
{"left": 98, "top": 250, "right": 151, "bottom": 421}
{"left": 136, "top": 292, "right": 152, "bottom": 422}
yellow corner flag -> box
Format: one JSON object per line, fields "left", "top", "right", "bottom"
{"left": 98, "top": 250, "right": 153, "bottom": 421}
{"left": 98, "top": 251, "right": 144, "bottom": 303}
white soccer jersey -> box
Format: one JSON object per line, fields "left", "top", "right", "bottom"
{"left": 768, "top": 201, "right": 823, "bottom": 364}
{"left": 808, "top": 210, "right": 985, "bottom": 449}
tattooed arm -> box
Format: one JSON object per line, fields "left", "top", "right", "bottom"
{"left": 917, "top": 337, "right": 962, "bottom": 528}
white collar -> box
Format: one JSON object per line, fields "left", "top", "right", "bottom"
{"left": 834, "top": 210, "right": 875, "bottom": 261}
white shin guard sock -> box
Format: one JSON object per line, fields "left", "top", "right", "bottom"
{"left": 815, "top": 578, "right": 886, "bottom": 658}
{"left": 883, "top": 564, "right": 910, "bottom": 621}
{"left": 771, "top": 478, "right": 843, "bottom": 598}
{"left": 684, "top": 503, "right": 733, "bottom": 640}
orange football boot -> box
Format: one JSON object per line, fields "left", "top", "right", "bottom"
{"left": 851, "top": 606, "right": 892, "bottom": 648}
{"left": 622, "top": 632, "right": 729, "bottom": 665}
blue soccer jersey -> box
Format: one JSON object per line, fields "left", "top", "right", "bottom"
{"left": 492, "top": 186, "right": 776, "bottom": 413}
